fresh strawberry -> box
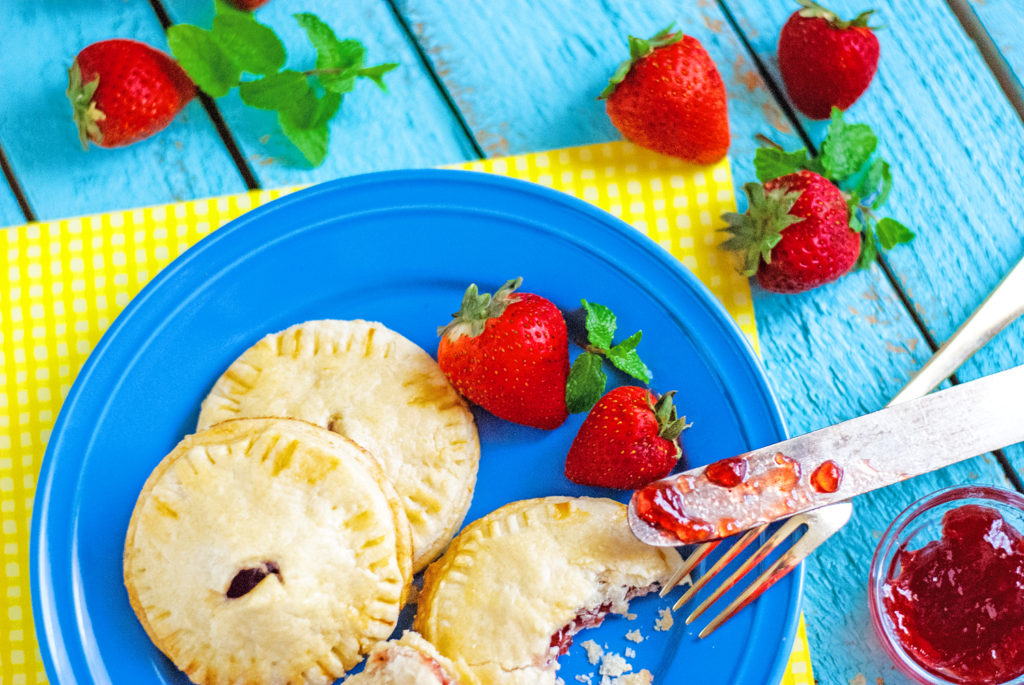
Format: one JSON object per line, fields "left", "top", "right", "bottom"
{"left": 722, "top": 170, "right": 861, "bottom": 293}
{"left": 438, "top": 278, "right": 569, "bottom": 430}
{"left": 778, "top": 0, "right": 880, "bottom": 119}
{"left": 565, "top": 387, "right": 687, "bottom": 489}
{"left": 600, "top": 25, "right": 729, "bottom": 165}
{"left": 67, "top": 39, "right": 196, "bottom": 149}
{"left": 226, "top": 0, "right": 272, "bottom": 9}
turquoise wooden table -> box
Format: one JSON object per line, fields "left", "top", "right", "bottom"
{"left": 2, "top": 1, "right": 1024, "bottom": 683}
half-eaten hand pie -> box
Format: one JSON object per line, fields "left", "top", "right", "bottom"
{"left": 414, "top": 496, "right": 680, "bottom": 684}
{"left": 343, "top": 630, "right": 473, "bottom": 685}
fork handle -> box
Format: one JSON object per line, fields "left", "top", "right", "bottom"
{"left": 889, "top": 255, "right": 1024, "bottom": 407}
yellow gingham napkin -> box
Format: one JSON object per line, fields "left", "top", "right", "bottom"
{"left": 0, "top": 141, "right": 813, "bottom": 685}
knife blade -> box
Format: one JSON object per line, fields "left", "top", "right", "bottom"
{"left": 628, "top": 363, "right": 1024, "bottom": 547}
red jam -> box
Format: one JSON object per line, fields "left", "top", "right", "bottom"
{"left": 633, "top": 478, "right": 716, "bottom": 543}
{"left": 549, "top": 602, "right": 611, "bottom": 656}
{"left": 705, "top": 456, "right": 747, "bottom": 488}
{"left": 883, "top": 505, "right": 1024, "bottom": 684}
{"left": 810, "top": 460, "right": 843, "bottom": 493}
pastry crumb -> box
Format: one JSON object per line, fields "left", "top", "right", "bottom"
{"left": 609, "top": 669, "right": 653, "bottom": 685}
{"left": 575, "top": 675, "right": 593, "bottom": 684}
{"left": 599, "top": 652, "right": 631, "bottom": 678}
{"left": 624, "top": 647, "right": 636, "bottom": 659}
{"left": 653, "top": 607, "right": 674, "bottom": 631}
{"left": 624, "top": 629, "right": 644, "bottom": 643}
{"left": 581, "top": 640, "right": 604, "bottom": 665}
{"left": 624, "top": 612, "right": 637, "bottom": 620}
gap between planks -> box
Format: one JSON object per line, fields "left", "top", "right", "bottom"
{"left": 715, "top": 0, "right": 1024, "bottom": 493}
{"left": 383, "top": 0, "right": 486, "bottom": 158}
{"left": 0, "top": 140, "right": 35, "bottom": 222}
{"left": 945, "top": 0, "right": 1024, "bottom": 126}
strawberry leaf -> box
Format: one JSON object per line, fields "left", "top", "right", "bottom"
{"left": 820, "top": 107, "right": 877, "bottom": 181}
{"left": 212, "top": 13, "right": 286, "bottom": 76}
{"left": 753, "top": 147, "right": 811, "bottom": 182}
{"left": 720, "top": 182, "right": 802, "bottom": 275}
{"left": 599, "top": 23, "right": 683, "bottom": 100}
{"left": 566, "top": 352, "right": 607, "bottom": 414}
{"left": 239, "top": 70, "right": 310, "bottom": 110}
{"left": 607, "top": 331, "right": 652, "bottom": 383}
{"left": 167, "top": 24, "right": 240, "bottom": 98}
{"left": 581, "top": 299, "right": 616, "bottom": 351}
{"left": 358, "top": 63, "right": 399, "bottom": 91}
{"left": 876, "top": 217, "right": 915, "bottom": 250}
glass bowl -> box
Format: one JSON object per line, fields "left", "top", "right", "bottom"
{"left": 869, "top": 485, "right": 1024, "bottom": 685}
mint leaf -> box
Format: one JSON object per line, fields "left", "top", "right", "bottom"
{"left": 213, "top": 0, "right": 251, "bottom": 19}
{"left": 295, "top": 13, "right": 362, "bottom": 70}
{"left": 856, "top": 223, "right": 878, "bottom": 270}
{"left": 239, "top": 70, "right": 310, "bottom": 110}
{"left": 167, "top": 24, "right": 240, "bottom": 97}
{"left": 358, "top": 63, "right": 399, "bottom": 91}
{"left": 582, "top": 299, "right": 616, "bottom": 350}
{"left": 876, "top": 217, "right": 915, "bottom": 250}
{"left": 753, "top": 147, "right": 810, "bottom": 182}
{"left": 279, "top": 114, "right": 329, "bottom": 166}
{"left": 607, "top": 331, "right": 652, "bottom": 383}
{"left": 565, "top": 352, "right": 607, "bottom": 414}
{"left": 872, "top": 160, "right": 893, "bottom": 209}
{"left": 311, "top": 91, "right": 342, "bottom": 127}
{"left": 212, "top": 13, "right": 286, "bottom": 75}
{"left": 820, "top": 107, "right": 877, "bottom": 181}
{"left": 277, "top": 90, "right": 340, "bottom": 165}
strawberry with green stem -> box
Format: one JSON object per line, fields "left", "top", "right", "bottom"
{"left": 565, "top": 386, "right": 688, "bottom": 489}
{"left": 438, "top": 278, "right": 570, "bottom": 430}
{"left": 723, "top": 108, "right": 914, "bottom": 292}
{"left": 778, "top": 0, "right": 880, "bottom": 119}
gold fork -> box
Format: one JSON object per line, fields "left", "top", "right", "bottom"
{"left": 660, "top": 254, "right": 1024, "bottom": 638}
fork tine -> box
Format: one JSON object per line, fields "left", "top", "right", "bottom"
{"left": 659, "top": 540, "right": 719, "bottom": 597}
{"left": 697, "top": 502, "right": 854, "bottom": 638}
{"left": 684, "top": 515, "right": 809, "bottom": 623}
{"left": 671, "top": 524, "right": 767, "bottom": 610}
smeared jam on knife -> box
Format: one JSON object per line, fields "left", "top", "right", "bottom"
{"left": 634, "top": 452, "right": 805, "bottom": 543}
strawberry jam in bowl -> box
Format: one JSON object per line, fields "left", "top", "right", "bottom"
{"left": 869, "top": 485, "right": 1024, "bottom": 685}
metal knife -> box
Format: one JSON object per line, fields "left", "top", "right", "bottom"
{"left": 628, "top": 363, "right": 1024, "bottom": 547}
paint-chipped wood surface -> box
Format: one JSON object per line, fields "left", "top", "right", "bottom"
{"left": 3, "top": 1, "right": 1024, "bottom": 683}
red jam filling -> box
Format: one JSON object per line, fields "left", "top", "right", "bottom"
{"left": 883, "top": 504, "right": 1024, "bottom": 684}
{"left": 549, "top": 602, "right": 612, "bottom": 656}
{"left": 705, "top": 456, "right": 747, "bottom": 488}
{"left": 810, "top": 460, "right": 843, "bottom": 493}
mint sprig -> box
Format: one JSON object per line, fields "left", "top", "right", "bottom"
{"left": 565, "top": 300, "right": 652, "bottom": 413}
{"left": 750, "top": 107, "right": 914, "bottom": 268}
{"left": 167, "top": 3, "right": 398, "bottom": 166}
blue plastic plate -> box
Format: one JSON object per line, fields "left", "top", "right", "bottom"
{"left": 32, "top": 169, "right": 799, "bottom": 685}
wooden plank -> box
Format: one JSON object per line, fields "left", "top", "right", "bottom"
{"left": 722, "top": 0, "right": 1024, "bottom": 680}
{"left": 392, "top": 1, "right": 1017, "bottom": 683}
{"left": 963, "top": 0, "right": 1024, "bottom": 107}
{"left": 159, "top": 0, "right": 478, "bottom": 187}
{"left": 0, "top": 1, "right": 249, "bottom": 221}
{"left": 0, "top": 180, "right": 27, "bottom": 228}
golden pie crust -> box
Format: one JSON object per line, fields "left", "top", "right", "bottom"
{"left": 124, "top": 418, "right": 412, "bottom": 685}
{"left": 415, "top": 497, "right": 680, "bottom": 684}
{"left": 196, "top": 319, "right": 480, "bottom": 572}
{"left": 343, "top": 631, "right": 475, "bottom": 685}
